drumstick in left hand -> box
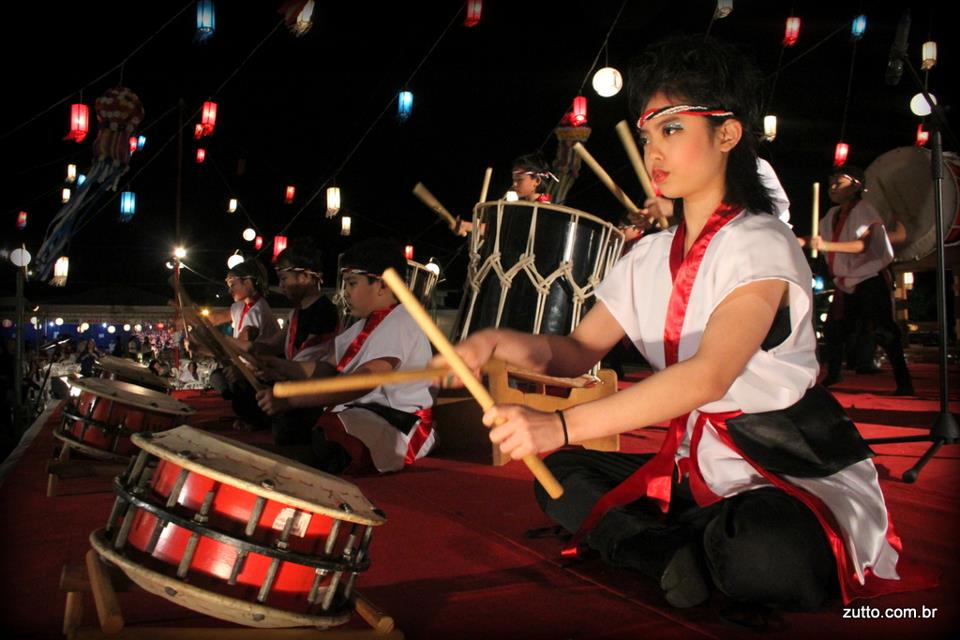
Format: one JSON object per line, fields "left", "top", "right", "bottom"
{"left": 381, "top": 268, "right": 564, "bottom": 499}
{"left": 615, "top": 120, "right": 668, "bottom": 229}
{"left": 572, "top": 142, "right": 641, "bottom": 216}
{"left": 273, "top": 367, "right": 451, "bottom": 398}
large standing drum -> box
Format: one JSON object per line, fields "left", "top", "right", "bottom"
{"left": 54, "top": 377, "right": 195, "bottom": 462}
{"left": 458, "top": 200, "right": 623, "bottom": 338}
{"left": 95, "top": 355, "right": 174, "bottom": 393}
{"left": 90, "top": 426, "right": 386, "bottom": 628}
{"left": 334, "top": 258, "right": 438, "bottom": 325}
{"left": 865, "top": 147, "right": 960, "bottom": 262}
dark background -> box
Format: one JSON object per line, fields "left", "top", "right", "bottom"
{"left": 1, "top": 1, "right": 955, "bottom": 307}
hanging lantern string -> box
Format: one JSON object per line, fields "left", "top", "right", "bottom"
{"left": 207, "top": 156, "right": 261, "bottom": 230}
{"left": 537, "top": 0, "right": 628, "bottom": 150}
{"left": 0, "top": 0, "right": 194, "bottom": 144}
{"left": 764, "top": 19, "right": 852, "bottom": 85}
{"left": 839, "top": 37, "right": 859, "bottom": 143}
{"left": 264, "top": 3, "right": 466, "bottom": 247}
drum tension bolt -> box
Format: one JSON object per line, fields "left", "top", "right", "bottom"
{"left": 261, "top": 479, "right": 276, "bottom": 490}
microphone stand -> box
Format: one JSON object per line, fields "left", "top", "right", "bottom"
{"left": 864, "top": 53, "right": 959, "bottom": 482}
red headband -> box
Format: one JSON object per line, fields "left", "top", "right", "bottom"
{"left": 637, "top": 104, "right": 735, "bottom": 129}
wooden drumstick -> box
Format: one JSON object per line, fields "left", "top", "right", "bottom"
{"left": 381, "top": 268, "right": 564, "bottom": 499}
{"left": 479, "top": 167, "right": 493, "bottom": 203}
{"left": 572, "top": 142, "right": 641, "bottom": 215}
{"left": 353, "top": 590, "right": 395, "bottom": 634}
{"left": 811, "top": 182, "right": 820, "bottom": 258}
{"left": 412, "top": 182, "right": 458, "bottom": 230}
{"left": 615, "top": 120, "right": 668, "bottom": 229}
{"left": 273, "top": 367, "right": 450, "bottom": 398}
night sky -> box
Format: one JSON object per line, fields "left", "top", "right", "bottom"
{"left": 1, "top": 1, "right": 955, "bottom": 307}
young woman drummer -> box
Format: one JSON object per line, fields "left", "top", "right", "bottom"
{"left": 435, "top": 35, "right": 922, "bottom": 611}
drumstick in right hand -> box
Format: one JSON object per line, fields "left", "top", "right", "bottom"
{"left": 572, "top": 142, "right": 641, "bottom": 216}
{"left": 412, "top": 182, "right": 458, "bottom": 231}
{"left": 479, "top": 167, "right": 493, "bottom": 203}
{"left": 615, "top": 120, "right": 669, "bottom": 229}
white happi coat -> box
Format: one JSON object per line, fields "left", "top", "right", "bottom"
{"left": 596, "top": 211, "right": 900, "bottom": 587}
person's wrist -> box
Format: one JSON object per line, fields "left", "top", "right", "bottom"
{"left": 555, "top": 409, "right": 569, "bottom": 447}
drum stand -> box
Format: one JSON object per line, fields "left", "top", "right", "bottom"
{"left": 864, "top": 56, "right": 959, "bottom": 482}
{"left": 60, "top": 551, "right": 403, "bottom": 639}
{"left": 46, "top": 442, "right": 128, "bottom": 498}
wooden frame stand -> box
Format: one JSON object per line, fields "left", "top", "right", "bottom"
{"left": 46, "top": 441, "right": 128, "bottom": 498}
{"left": 433, "top": 361, "right": 620, "bottom": 466}
{"left": 60, "top": 551, "right": 403, "bottom": 639}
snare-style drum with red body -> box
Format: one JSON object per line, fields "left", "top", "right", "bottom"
{"left": 90, "top": 426, "right": 386, "bottom": 629}
{"left": 865, "top": 147, "right": 960, "bottom": 262}
{"left": 55, "top": 377, "right": 194, "bottom": 462}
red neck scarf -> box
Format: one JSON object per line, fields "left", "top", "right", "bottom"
{"left": 336, "top": 304, "right": 398, "bottom": 372}
{"left": 237, "top": 294, "right": 261, "bottom": 332}
{"left": 827, "top": 198, "right": 860, "bottom": 288}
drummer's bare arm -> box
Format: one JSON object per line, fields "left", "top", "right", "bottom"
{"left": 887, "top": 219, "right": 907, "bottom": 246}
{"left": 206, "top": 308, "right": 232, "bottom": 326}
{"left": 809, "top": 225, "right": 873, "bottom": 254}
{"left": 482, "top": 279, "right": 787, "bottom": 459}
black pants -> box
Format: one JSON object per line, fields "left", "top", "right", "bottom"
{"left": 534, "top": 449, "right": 837, "bottom": 611}
{"left": 824, "top": 275, "right": 911, "bottom": 387}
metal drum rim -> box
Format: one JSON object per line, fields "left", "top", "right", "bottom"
{"left": 473, "top": 199, "right": 626, "bottom": 236}
{"left": 68, "top": 377, "right": 194, "bottom": 415}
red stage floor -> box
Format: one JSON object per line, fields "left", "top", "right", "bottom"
{"left": 1, "top": 362, "right": 958, "bottom": 639}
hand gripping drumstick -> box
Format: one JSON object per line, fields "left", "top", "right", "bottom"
{"left": 381, "top": 268, "right": 564, "bottom": 499}
{"left": 572, "top": 142, "right": 641, "bottom": 216}
{"left": 412, "top": 182, "right": 458, "bottom": 231}
{"left": 273, "top": 367, "right": 451, "bottom": 398}
{"left": 615, "top": 120, "right": 669, "bottom": 229}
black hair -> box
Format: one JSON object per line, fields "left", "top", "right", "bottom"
{"left": 275, "top": 237, "right": 324, "bottom": 276}
{"left": 228, "top": 258, "right": 269, "bottom": 295}
{"left": 831, "top": 165, "right": 866, "bottom": 197}
{"left": 340, "top": 237, "right": 408, "bottom": 282}
{"left": 627, "top": 35, "right": 773, "bottom": 215}
{"left": 512, "top": 152, "right": 553, "bottom": 194}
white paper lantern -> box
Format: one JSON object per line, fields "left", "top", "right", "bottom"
{"left": 10, "top": 248, "right": 31, "bottom": 267}
{"left": 763, "top": 115, "right": 778, "bottom": 141}
{"left": 591, "top": 67, "right": 623, "bottom": 98}
{"left": 242, "top": 228, "right": 256, "bottom": 242}
{"left": 227, "top": 252, "right": 244, "bottom": 269}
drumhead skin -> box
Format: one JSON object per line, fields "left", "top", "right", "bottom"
{"left": 133, "top": 426, "right": 385, "bottom": 526}
{"left": 68, "top": 377, "right": 195, "bottom": 415}
{"left": 97, "top": 355, "right": 174, "bottom": 390}
{"left": 865, "top": 147, "right": 960, "bottom": 262}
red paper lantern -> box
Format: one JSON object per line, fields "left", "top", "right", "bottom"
{"left": 464, "top": 0, "right": 482, "bottom": 27}
{"left": 201, "top": 100, "right": 217, "bottom": 136}
{"left": 285, "top": 185, "right": 296, "bottom": 204}
{"left": 196, "top": 148, "right": 206, "bottom": 163}
{"left": 254, "top": 235, "right": 264, "bottom": 250}
{"left": 17, "top": 211, "right": 28, "bottom": 230}
{"left": 783, "top": 17, "right": 801, "bottom": 47}
{"left": 194, "top": 124, "right": 204, "bottom": 140}
{"left": 404, "top": 244, "right": 414, "bottom": 260}
{"left": 272, "top": 235, "right": 288, "bottom": 262}
{"left": 65, "top": 103, "right": 90, "bottom": 143}
{"left": 916, "top": 124, "right": 929, "bottom": 147}
{"left": 571, "top": 96, "right": 588, "bottom": 126}
{"left": 129, "top": 136, "right": 138, "bottom": 154}
{"left": 833, "top": 142, "right": 849, "bottom": 167}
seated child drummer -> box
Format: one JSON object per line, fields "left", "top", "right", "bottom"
{"left": 257, "top": 238, "right": 436, "bottom": 475}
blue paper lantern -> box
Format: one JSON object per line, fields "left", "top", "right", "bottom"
{"left": 120, "top": 191, "right": 136, "bottom": 221}
{"left": 851, "top": 14, "right": 866, "bottom": 41}
{"left": 812, "top": 275, "right": 825, "bottom": 291}
{"left": 196, "top": 0, "right": 216, "bottom": 42}
{"left": 398, "top": 90, "right": 413, "bottom": 121}
{"left": 137, "top": 135, "right": 146, "bottom": 151}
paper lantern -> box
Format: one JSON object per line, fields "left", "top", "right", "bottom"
{"left": 227, "top": 252, "right": 244, "bottom": 269}
{"left": 66, "top": 164, "right": 77, "bottom": 183}
{"left": 916, "top": 124, "right": 929, "bottom": 147}
{"left": 851, "top": 14, "right": 866, "bottom": 40}
{"left": 51, "top": 256, "right": 69, "bottom": 286}
{"left": 174, "top": 246, "right": 187, "bottom": 259}
{"left": 833, "top": 142, "right": 849, "bottom": 168}
{"left": 242, "top": 228, "right": 256, "bottom": 242}
{"left": 922, "top": 42, "right": 937, "bottom": 71}
{"left": 120, "top": 192, "right": 136, "bottom": 219}
{"left": 404, "top": 244, "right": 414, "bottom": 260}
{"left": 65, "top": 103, "right": 90, "bottom": 143}
{"left": 714, "top": 0, "right": 733, "bottom": 18}
{"left": 285, "top": 185, "right": 296, "bottom": 204}
{"left": 16, "top": 211, "right": 27, "bottom": 230}
{"left": 783, "top": 17, "right": 801, "bottom": 47}
{"left": 763, "top": 115, "right": 778, "bottom": 141}
{"left": 196, "top": 0, "right": 216, "bottom": 42}
{"left": 61, "top": 188, "right": 71, "bottom": 203}
{"left": 425, "top": 261, "right": 440, "bottom": 276}
{"left": 254, "top": 235, "right": 264, "bottom": 250}
{"left": 464, "top": 0, "right": 482, "bottom": 27}
{"left": 591, "top": 67, "right": 623, "bottom": 98}
{"left": 910, "top": 93, "right": 936, "bottom": 117}
{"left": 326, "top": 186, "right": 341, "bottom": 217}
{"left": 398, "top": 91, "right": 413, "bottom": 121}
{"left": 77, "top": 174, "right": 87, "bottom": 186}
{"left": 272, "top": 235, "right": 288, "bottom": 262}
{"left": 228, "top": 198, "right": 238, "bottom": 213}
{"left": 201, "top": 100, "right": 218, "bottom": 136}
{"left": 129, "top": 136, "right": 138, "bottom": 154}
{"left": 571, "top": 96, "right": 587, "bottom": 126}
{"left": 137, "top": 135, "right": 146, "bottom": 151}
{"left": 505, "top": 190, "right": 519, "bottom": 202}
{"left": 194, "top": 124, "right": 204, "bottom": 140}
{"left": 196, "top": 148, "right": 206, "bottom": 163}
{"left": 10, "top": 248, "right": 31, "bottom": 267}
{"left": 341, "top": 216, "right": 352, "bottom": 236}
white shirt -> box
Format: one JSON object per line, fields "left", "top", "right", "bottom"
{"left": 820, "top": 199, "right": 894, "bottom": 294}
{"left": 230, "top": 297, "right": 280, "bottom": 341}
{"left": 757, "top": 158, "right": 791, "bottom": 225}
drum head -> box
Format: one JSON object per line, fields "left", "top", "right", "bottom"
{"left": 865, "top": 147, "right": 960, "bottom": 262}
{"left": 133, "top": 426, "right": 385, "bottom": 526}
{"left": 69, "top": 377, "right": 195, "bottom": 416}
{"left": 97, "top": 355, "right": 174, "bottom": 390}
